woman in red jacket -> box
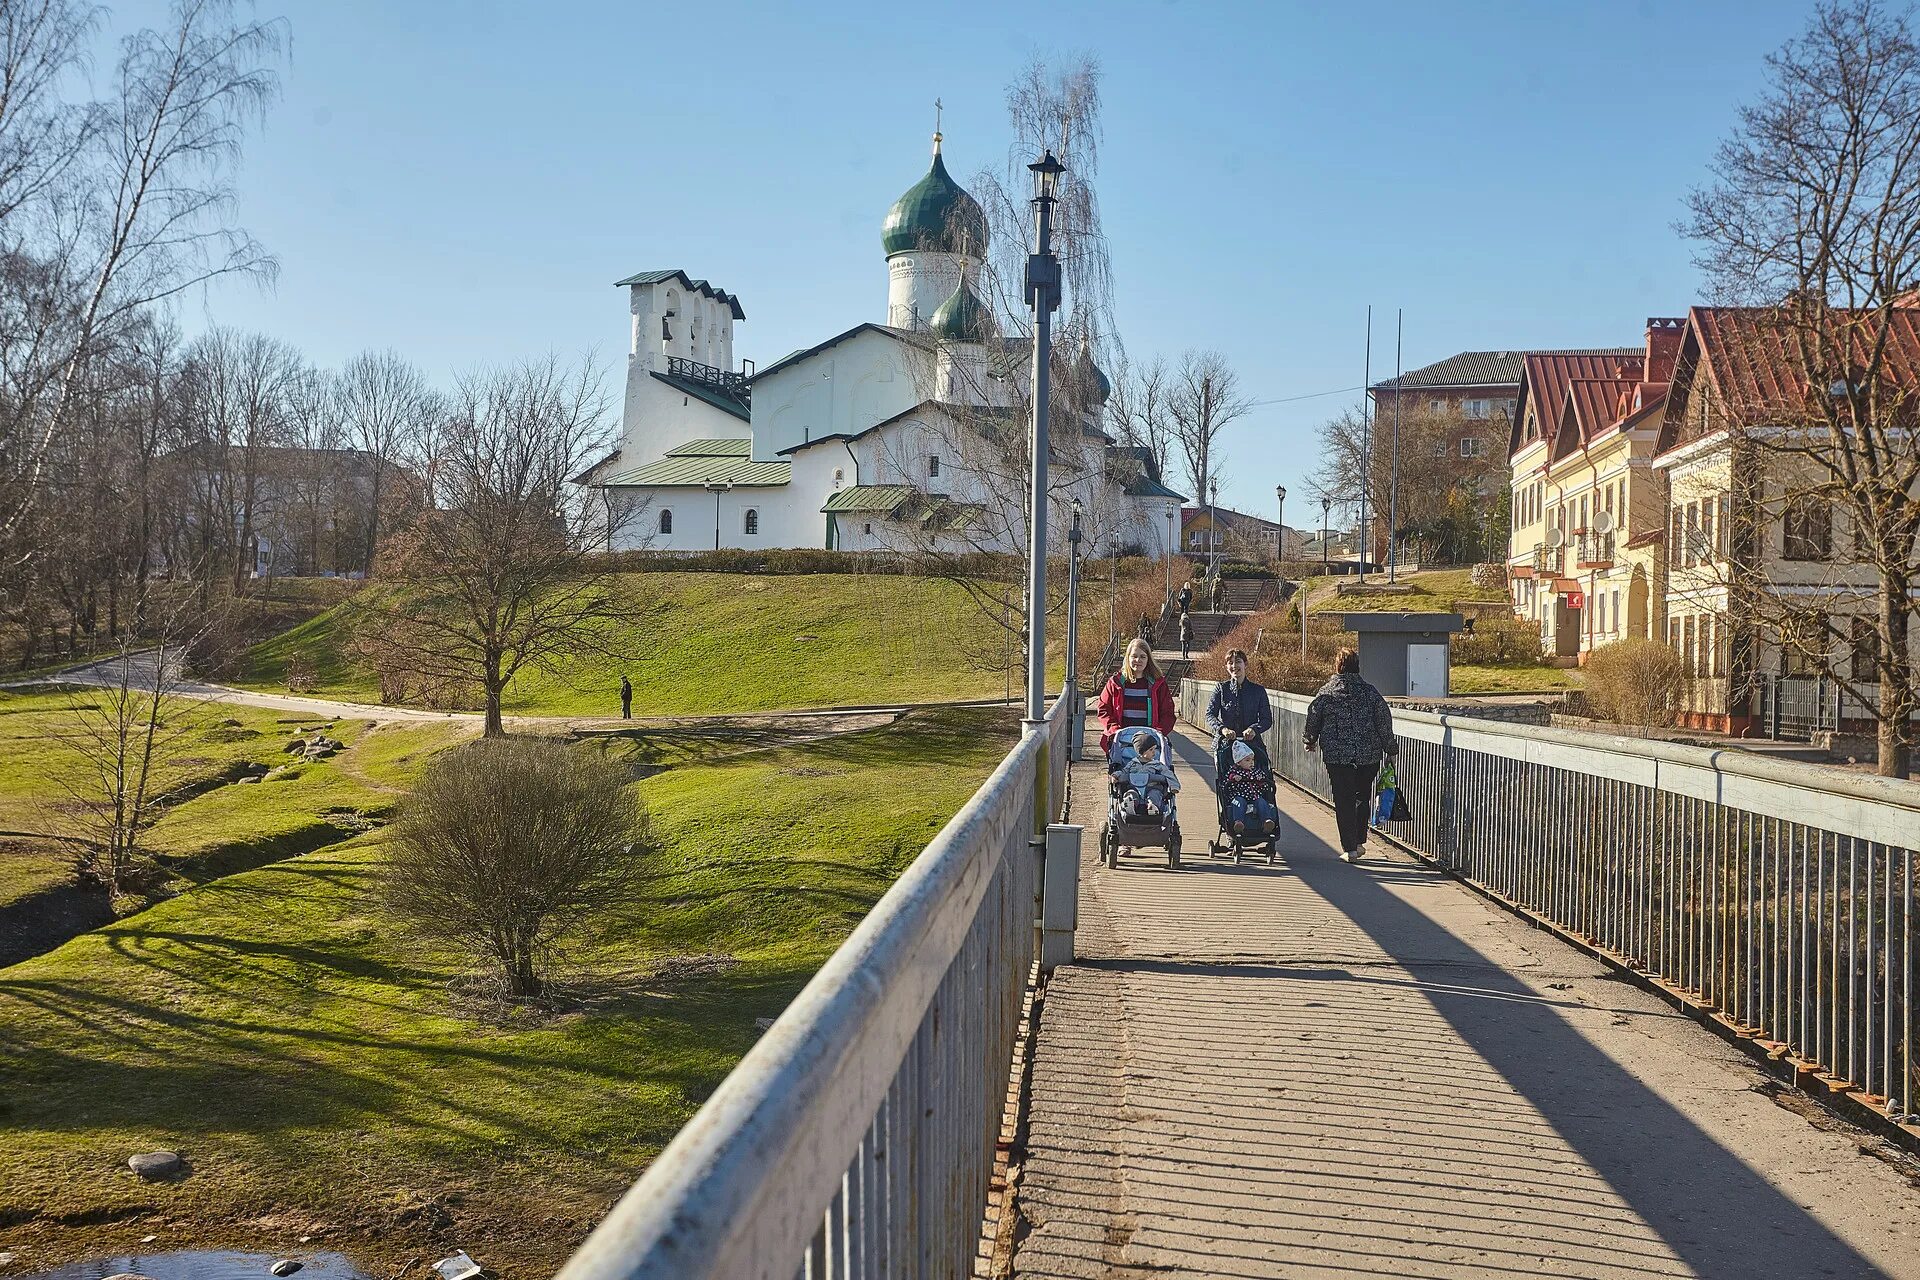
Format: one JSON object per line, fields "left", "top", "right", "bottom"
{"left": 1096, "top": 637, "right": 1176, "bottom": 754}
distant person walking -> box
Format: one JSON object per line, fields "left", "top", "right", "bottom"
{"left": 1178, "top": 579, "right": 1193, "bottom": 615}
{"left": 1179, "top": 611, "right": 1194, "bottom": 660}
{"left": 1303, "top": 648, "right": 1397, "bottom": 863}
{"left": 619, "top": 674, "right": 632, "bottom": 719}
{"left": 1210, "top": 575, "right": 1226, "bottom": 613}
{"left": 1096, "top": 637, "right": 1175, "bottom": 754}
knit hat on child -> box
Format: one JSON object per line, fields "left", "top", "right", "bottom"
{"left": 1231, "top": 740, "right": 1254, "bottom": 765}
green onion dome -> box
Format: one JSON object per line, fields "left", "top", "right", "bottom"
{"left": 929, "top": 278, "right": 995, "bottom": 344}
{"left": 1076, "top": 346, "right": 1113, "bottom": 403}
{"left": 882, "top": 142, "right": 989, "bottom": 258}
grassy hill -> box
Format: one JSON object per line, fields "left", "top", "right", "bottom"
{"left": 237, "top": 572, "right": 1029, "bottom": 715}
{"left": 0, "top": 706, "right": 1016, "bottom": 1274}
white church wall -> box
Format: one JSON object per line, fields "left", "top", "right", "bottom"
{"left": 606, "top": 483, "right": 796, "bottom": 553}
{"left": 750, "top": 328, "right": 925, "bottom": 464}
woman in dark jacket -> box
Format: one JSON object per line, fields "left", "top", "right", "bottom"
{"left": 1303, "top": 648, "right": 1397, "bottom": 862}
{"left": 1096, "top": 637, "right": 1176, "bottom": 754}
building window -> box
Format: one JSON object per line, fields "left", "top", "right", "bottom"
{"left": 1430, "top": 397, "right": 1446, "bottom": 413}
{"left": 1783, "top": 614, "right": 1829, "bottom": 676}
{"left": 1783, "top": 496, "right": 1831, "bottom": 561}
{"left": 1464, "top": 398, "right": 1489, "bottom": 419}
{"left": 1850, "top": 617, "right": 1880, "bottom": 683}
{"left": 1433, "top": 439, "right": 1450, "bottom": 458}
{"left": 659, "top": 508, "right": 673, "bottom": 535}
{"left": 928, "top": 454, "right": 940, "bottom": 477}
{"left": 1460, "top": 437, "right": 1485, "bottom": 459}
{"left": 744, "top": 508, "right": 759, "bottom": 535}
{"left": 863, "top": 522, "right": 872, "bottom": 534}
{"left": 1700, "top": 501, "right": 1714, "bottom": 561}
{"left": 832, "top": 467, "right": 844, "bottom": 490}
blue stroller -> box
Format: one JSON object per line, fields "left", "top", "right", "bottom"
{"left": 1100, "top": 726, "right": 1182, "bottom": 869}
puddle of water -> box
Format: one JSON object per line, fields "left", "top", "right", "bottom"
{"left": 14, "top": 1251, "right": 373, "bottom": 1280}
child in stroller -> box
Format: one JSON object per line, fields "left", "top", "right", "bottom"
{"left": 1211, "top": 739, "right": 1282, "bottom": 864}
{"left": 1111, "top": 727, "right": 1179, "bottom": 821}
{"left": 1100, "top": 726, "right": 1182, "bottom": 868}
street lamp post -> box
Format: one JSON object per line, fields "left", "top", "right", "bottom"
{"left": 1022, "top": 149, "right": 1064, "bottom": 726}
{"left": 1321, "top": 495, "right": 1332, "bottom": 577}
{"left": 1164, "top": 505, "right": 1177, "bottom": 603}
{"left": 1275, "top": 484, "right": 1286, "bottom": 567}
{"left": 1207, "top": 475, "right": 1220, "bottom": 590}
{"left": 1066, "top": 501, "right": 1083, "bottom": 760}
{"left": 704, "top": 478, "right": 733, "bottom": 550}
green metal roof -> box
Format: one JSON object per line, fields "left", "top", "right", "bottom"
{"left": 611, "top": 269, "right": 745, "bottom": 319}
{"left": 821, "top": 484, "right": 915, "bottom": 514}
{"left": 665, "top": 438, "right": 751, "bottom": 457}
{"left": 882, "top": 148, "right": 988, "bottom": 258}
{"left": 930, "top": 279, "right": 995, "bottom": 343}
{"left": 601, "top": 439, "right": 789, "bottom": 488}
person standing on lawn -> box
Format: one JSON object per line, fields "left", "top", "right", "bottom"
{"left": 1205, "top": 648, "right": 1272, "bottom": 777}
{"left": 1096, "top": 637, "right": 1176, "bottom": 754}
{"left": 1303, "top": 648, "right": 1398, "bottom": 863}
{"left": 619, "top": 674, "right": 632, "bottom": 719}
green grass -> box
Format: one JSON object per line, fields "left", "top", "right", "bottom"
{"left": 1451, "top": 664, "right": 1583, "bottom": 695}
{"left": 0, "top": 687, "right": 471, "bottom": 914}
{"left": 237, "top": 572, "right": 1019, "bottom": 716}
{"left": 1311, "top": 568, "right": 1508, "bottom": 614}
{"left": 0, "top": 706, "right": 1016, "bottom": 1273}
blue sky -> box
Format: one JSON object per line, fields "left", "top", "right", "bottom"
{"left": 115, "top": 0, "right": 1815, "bottom": 521}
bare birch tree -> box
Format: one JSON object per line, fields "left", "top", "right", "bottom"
{"left": 1681, "top": 0, "right": 1920, "bottom": 776}
{"left": 0, "top": 0, "right": 281, "bottom": 571}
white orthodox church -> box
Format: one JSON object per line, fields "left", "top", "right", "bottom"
{"left": 578, "top": 133, "right": 1185, "bottom": 555}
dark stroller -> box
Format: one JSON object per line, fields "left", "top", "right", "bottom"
{"left": 1208, "top": 740, "right": 1280, "bottom": 865}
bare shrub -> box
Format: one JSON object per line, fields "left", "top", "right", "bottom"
{"left": 384, "top": 738, "right": 652, "bottom": 1001}
{"left": 1583, "top": 638, "right": 1689, "bottom": 733}
{"left": 1193, "top": 609, "right": 1354, "bottom": 694}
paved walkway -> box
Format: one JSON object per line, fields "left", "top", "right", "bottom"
{"left": 1011, "top": 719, "right": 1920, "bottom": 1279}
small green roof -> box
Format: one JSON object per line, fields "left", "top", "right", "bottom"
{"left": 882, "top": 144, "right": 988, "bottom": 258}
{"left": 821, "top": 484, "right": 915, "bottom": 514}
{"left": 601, "top": 437, "right": 789, "bottom": 488}
{"left": 930, "top": 278, "right": 994, "bottom": 343}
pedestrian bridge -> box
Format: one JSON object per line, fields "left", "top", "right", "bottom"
{"left": 556, "top": 683, "right": 1920, "bottom": 1279}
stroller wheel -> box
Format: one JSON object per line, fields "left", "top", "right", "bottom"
{"left": 1101, "top": 821, "right": 1117, "bottom": 869}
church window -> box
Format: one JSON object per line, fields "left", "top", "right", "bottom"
{"left": 659, "top": 509, "right": 673, "bottom": 535}
{"left": 863, "top": 522, "right": 873, "bottom": 534}
{"left": 744, "top": 508, "right": 759, "bottom": 535}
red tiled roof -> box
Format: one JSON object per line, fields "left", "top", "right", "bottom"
{"left": 1553, "top": 377, "right": 1642, "bottom": 461}
{"left": 1656, "top": 303, "right": 1920, "bottom": 455}
{"left": 1513, "top": 350, "right": 1644, "bottom": 459}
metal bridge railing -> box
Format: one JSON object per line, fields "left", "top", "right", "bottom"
{"left": 558, "top": 690, "right": 1072, "bottom": 1280}
{"left": 1182, "top": 679, "right": 1919, "bottom": 1129}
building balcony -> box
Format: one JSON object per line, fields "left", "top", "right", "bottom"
{"left": 666, "top": 356, "right": 752, "bottom": 396}
{"left": 1576, "top": 532, "right": 1615, "bottom": 570}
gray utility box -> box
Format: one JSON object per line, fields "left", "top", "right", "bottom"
{"left": 1338, "top": 612, "right": 1466, "bottom": 698}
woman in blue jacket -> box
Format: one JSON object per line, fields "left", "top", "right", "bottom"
{"left": 1205, "top": 648, "right": 1272, "bottom": 779}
